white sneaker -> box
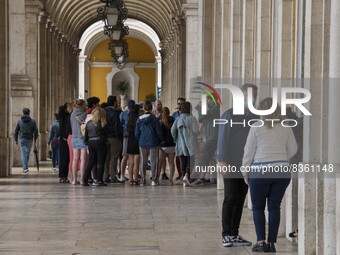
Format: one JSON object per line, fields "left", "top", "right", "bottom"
{"left": 52, "top": 168, "right": 57, "bottom": 174}
{"left": 182, "top": 176, "right": 190, "bottom": 187}
{"left": 151, "top": 181, "right": 158, "bottom": 186}
{"left": 22, "top": 169, "right": 29, "bottom": 174}
{"left": 118, "top": 175, "right": 125, "bottom": 182}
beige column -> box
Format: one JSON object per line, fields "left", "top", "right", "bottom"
{"left": 298, "top": 0, "right": 330, "bottom": 254}
{"left": 325, "top": 0, "right": 340, "bottom": 253}
{"left": 242, "top": 0, "right": 255, "bottom": 81}
{"left": 182, "top": 1, "right": 203, "bottom": 98}
{"left": 255, "top": 0, "right": 272, "bottom": 98}
{"left": 38, "top": 11, "right": 48, "bottom": 161}
{"left": 10, "top": 0, "right": 34, "bottom": 167}
{"left": 0, "top": 0, "right": 11, "bottom": 176}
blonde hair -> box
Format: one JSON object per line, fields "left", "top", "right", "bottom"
{"left": 161, "top": 107, "right": 170, "bottom": 128}
{"left": 259, "top": 97, "right": 283, "bottom": 128}
{"left": 92, "top": 107, "right": 107, "bottom": 128}
{"left": 74, "top": 99, "right": 86, "bottom": 109}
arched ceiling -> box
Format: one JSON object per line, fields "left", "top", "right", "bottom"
{"left": 43, "top": 0, "right": 184, "bottom": 45}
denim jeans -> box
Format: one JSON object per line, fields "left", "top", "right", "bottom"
{"left": 249, "top": 174, "right": 291, "bottom": 242}
{"left": 51, "top": 142, "right": 59, "bottom": 168}
{"left": 19, "top": 139, "right": 33, "bottom": 170}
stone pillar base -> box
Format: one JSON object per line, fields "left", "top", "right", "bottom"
{"left": 0, "top": 138, "right": 11, "bottom": 177}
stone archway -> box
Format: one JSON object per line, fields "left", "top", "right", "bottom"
{"left": 106, "top": 65, "right": 140, "bottom": 107}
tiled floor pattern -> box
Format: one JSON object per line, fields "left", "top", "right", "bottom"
{"left": 0, "top": 164, "right": 298, "bottom": 255}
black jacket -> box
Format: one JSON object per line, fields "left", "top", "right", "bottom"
{"left": 104, "top": 106, "right": 123, "bottom": 140}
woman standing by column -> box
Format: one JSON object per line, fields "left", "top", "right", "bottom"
{"left": 242, "top": 98, "right": 297, "bottom": 252}
{"left": 70, "top": 99, "right": 88, "bottom": 185}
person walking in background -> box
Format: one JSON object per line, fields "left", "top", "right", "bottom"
{"left": 135, "top": 100, "right": 164, "bottom": 186}
{"left": 159, "top": 107, "right": 176, "bottom": 185}
{"left": 242, "top": 98, "right": 297, "bottom": 253}
{"left": 83, "top": 107, "right": 108, "bottom": 187}
{"left": 70, "top": 99, "right": 88, "bottom": 185}
{"left": 217, "top": 84, "right": 258, "bottom": 248}
{"left": 104, "top": 96, "right": 123, "bottom": 183}
{"left": 126, "top": 104, "right": 140, "bottom": 185}
{"left": 14, "top": 108, "right": 39, "bottom": 174}
{"left": 57, "top": 103, "right": 71, "bottom": 183}
{"left": 48, "top": 113, "right": 60, "bottom": 174}
{"left": 171, "top": 102, "right": 199, "bottom": 187}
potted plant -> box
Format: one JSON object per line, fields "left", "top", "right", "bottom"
{"left": 116, "top": 81, "right": 129, "bottom": 96}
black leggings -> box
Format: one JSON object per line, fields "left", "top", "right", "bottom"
{"left": 179, "top": 155, "right": 194, "bottom": 176}
{"left": 83, "top": 140, "right": 108, "bottom": 182}
{"left": 58, "top": 139, "right": 69, "bottom": 178}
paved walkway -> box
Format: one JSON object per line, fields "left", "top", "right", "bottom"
{"left": 0, "top": 163, "right": 298, "bottom": 255}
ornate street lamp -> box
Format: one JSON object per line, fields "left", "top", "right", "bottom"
{"left": 98, "top": 0, "right": 129, "bottom": 69}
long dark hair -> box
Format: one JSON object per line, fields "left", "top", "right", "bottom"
{"left": 127, "top": 105, "right": 140, "bottom": 133}
{"left": 57, "top": 103, "right": 68, "bottom": 126}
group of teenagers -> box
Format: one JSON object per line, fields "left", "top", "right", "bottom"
{"left": 42, "top": 83, "right": 302, "bottom": 252}
{"left": 51, "top": 95, "right": 204, "bottom": 187}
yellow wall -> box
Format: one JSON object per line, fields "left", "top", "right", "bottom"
{"left": 135, "top": 68, "right": 156, "bottom": 101}
{"left": 90, "top": 37, "right": 156, "bottom": 102}
{"left": 90, "top": 67, "right": 112, "bottom": 103}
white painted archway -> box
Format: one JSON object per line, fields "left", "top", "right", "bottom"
{"left": 78, "top": 19, "right": 161, "bottom": 100}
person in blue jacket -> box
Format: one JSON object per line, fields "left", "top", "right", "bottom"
{"left": 135, "top": 100, "right": 164, "bottom": 186}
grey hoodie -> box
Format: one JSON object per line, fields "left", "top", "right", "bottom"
{"left": 70, "top": 108, "right": 87, "bottom": 138}
{"left": 171, "top": 113, "right": 199, "bottom": 156}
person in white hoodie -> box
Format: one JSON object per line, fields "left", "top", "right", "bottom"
{"left": 242, "top": 97, "right": 297, "bottom": 253}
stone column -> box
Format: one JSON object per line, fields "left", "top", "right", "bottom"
{"left": 38, "top": 11, "right": 48, "bottom": 161}
{"left": 182, "top": 1, "right": 203, "bottom": 98}
{"left": 9, "top": 0, "right": 34, "bottom": 167}
{"left": 325, "top": 0, "right": 340, "bottom": 254}
{"left": 255, "top": 0, "right": 272, "bottom": 98}
{"left": 298, "top": 0, "right": 330, "bottom": 253}
{"left": 242, "top": 0, "right": 255, "bottom": 81}
{"left": 0, "top": 0, "right": 11, "bottom": 176}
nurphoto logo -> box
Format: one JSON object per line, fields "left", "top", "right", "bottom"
{"left": 198, "top": 83, "right": 312, "bottom": 128}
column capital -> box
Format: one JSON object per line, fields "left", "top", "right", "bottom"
{"left": 38, "top": 10, "right": 49, "bottom": 24}
{"left": 181, "top": 3, "right": 199, "bottom": 17}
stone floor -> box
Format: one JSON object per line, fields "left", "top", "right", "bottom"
{"left": 0, "top": 163, "right": 298, "bottom": 255}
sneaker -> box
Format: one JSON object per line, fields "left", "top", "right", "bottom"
{"left": 267, "top": 242, "right": 276, "bottom": 252}
{"left": 118, "top": 175, "right": 125, "bottom": 182}
{"left": 162, "top": 173, "right": 169, "bottom": 180}
{"left": 192, "top": 179, "right": 205, "bottom": 186}
{"left": 52, "top": 168, "right": 57, "bottom": 174}
{"left": 232, "top": 235, "right": 252, "bottom": 246}
{"left": 182, "top": 175, "right": 190, "bottom": 187}
{"left": 151, "top": 181, "right": 159, "bottom": 186}
{"left": 111, "top": 176, "right": 124, "bottom": 184}
{"left": 252, "top": 242, "right": 268, "bottom": 252}
{"left": 22, "top": 168, "right": 29, "bottom": 174}
{"left": 222, "top": 236, "right": 233, "bottom": 247}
